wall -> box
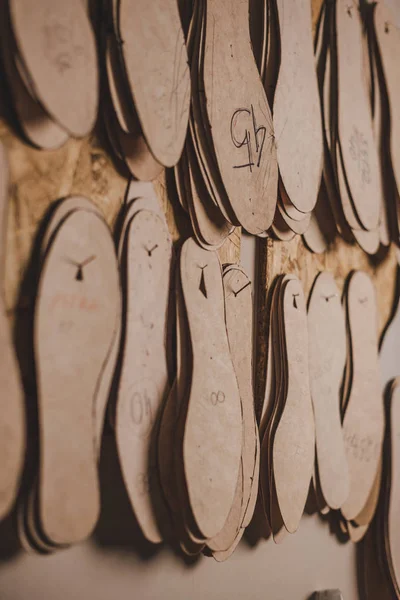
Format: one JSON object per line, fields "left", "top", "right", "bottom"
{"left": 0, "top": 0, "right": 397, "bottom": 597}
{"left": 0, "top": 512, "right": 359, "bottom": 600}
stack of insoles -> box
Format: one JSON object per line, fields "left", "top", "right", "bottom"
{"left": 174, "top": 0, "right": 278, "bottom": 248}
{"left": 314, "top": 0, "right": 386, "bottom": 255}
{"left": 17, "top": 196, "right": 121, "bottom": 554}
{"left": 261, "top": 0, "right": 324, "bottom": 243}
{"left": 101, "top": 0, "right": 191, "bottom": 181}
{"left": 339, "top": 270, "right": 384, "bottom": 540}
{"left": 308, "top": 272, "right": 350, "bottom": 516}
{"left": 368, "top": 0, "right": 400, "bottom": 245}
{"left": 257, "top": 269, "right": 385, "bottom": 544}
{"left": 112, "top": 181, "right": 173, "bottom": 544}
{"left": 158, "top": 239, "right": 260, "bottom": 560}
{"left": 0, "top": 142, "right": 25, "bottom": 525}
{"left": 0, "top": 0, "right": 99, "bottom": 150}
{"left": 375, "top": 377, "right": 400, "bottom": 598}
{"left": 259, "top": 274, "right": 315, "bottom": 543}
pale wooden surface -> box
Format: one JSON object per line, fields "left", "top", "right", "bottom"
{"left": 0, "top": 117, "right": 241, "bottom": 314}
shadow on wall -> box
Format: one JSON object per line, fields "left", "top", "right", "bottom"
{"left": 0, "top": 512, "right": 20, "bottom": 563}
{"left": 93, "top": 431, "right": 161, "bottom": 560}
{"left": 93, "top": 430, "right": 201, "bottom": 568}
{"left": 0, "top": 199, "right": 65, "bottom": 564}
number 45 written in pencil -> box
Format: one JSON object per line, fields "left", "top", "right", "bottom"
{"left": 230, "top": 104, "right": 267, "bottom": 172}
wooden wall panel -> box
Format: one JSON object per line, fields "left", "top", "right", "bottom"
{"left": 0, "top": 115, "right": 240, "bottom": 317}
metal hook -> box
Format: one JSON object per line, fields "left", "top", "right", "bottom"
{"left": 64, "top": 255, "right": 96, "bottom": 282}
{"left": 145, "top": 244, "right": 158, "bottom": 257}
{"left": 198, "top": 265, "right": 208, "bottom": 298}
{"left": 233, "top": 281, "right": 251, "bottom": 297}
{"left": 321, "top": 293, "right": 338, "bottom": 303}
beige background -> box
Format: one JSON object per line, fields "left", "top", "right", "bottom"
{"left": 0, "top": 513, "right": 359, "bottom": 600}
